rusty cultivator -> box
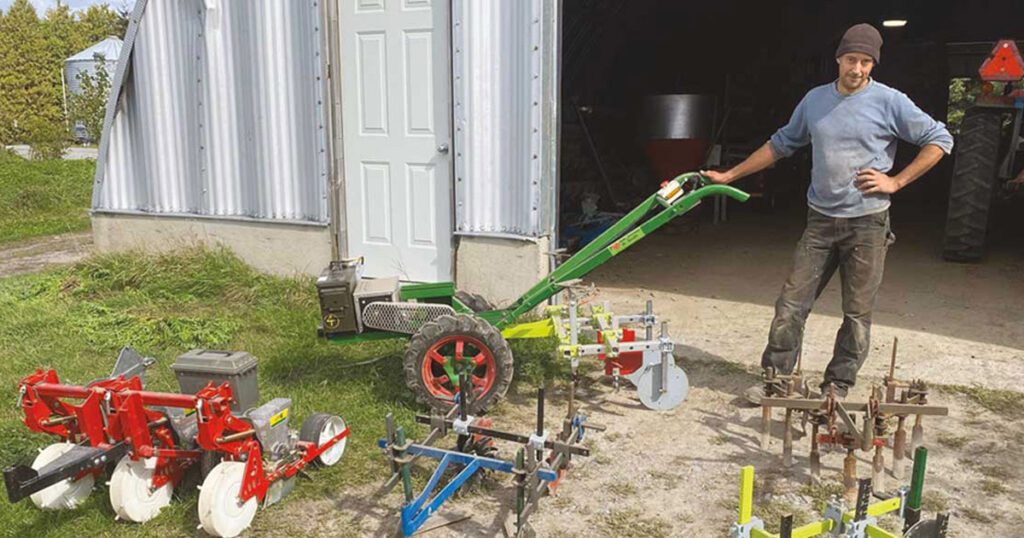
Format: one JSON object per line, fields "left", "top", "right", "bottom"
{"left": 758, "top": 339, "right": 948, "bottom": 502}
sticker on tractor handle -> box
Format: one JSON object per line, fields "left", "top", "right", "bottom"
{"left": 270, "top": 408, "right": 289, "bottom": 427}
{"left": 184, "top": 408, "right": 196, "bottom": 416}
{"left": 610, "top": 228, "right": 646, "bottom": 255}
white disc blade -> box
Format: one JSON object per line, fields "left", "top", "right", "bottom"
{"left": 197, "top": 461, "right": 258, "bottom": 538}
{"left": 635, "top": 363, "right": 689, "bottom": 411}
{"left": 29, "top": 442, "right": 94, "bottom": 510}
{"left": 109, "top": 455, "right": 173, "bottom": 523}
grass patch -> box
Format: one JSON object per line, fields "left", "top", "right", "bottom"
{"left": 687, "top": 355, "right": 756, "bottom": 379}
{"left": 754, "top": 500, "right": 813, "bottom": 533}
{"left": 799, "top": 480, "right": 845, "bottom": 511}
{"left": 595, "top": 508, "right": 671, "bottom": 538}
{"left": 0, "top": 247, "right": 564, "bottom": 536}
{"left": 0, "top": 151, "right": 94, "bottom": 244}
{"left": 938, "top": 384, "right": 1024, "bottom": 418}
{"left": 710, "top": 433, "right": 731, "bottom": 446}
{"left": 936, "top": 432, "right": 970, "bottom": 450}
{"left": 606, "top": 482, "right": 637, "bottom": 496}
{"left": 920, "top": 491, "right": 949, "bottom": 513}
{"left": 960, "top": 506, "right": 994, "bottom": 523}
{"left": 959, "top": 459, "right": 1012, "bottom": 479}
{"left": 980, "top": 478, "right": 1008, "bottom": 496}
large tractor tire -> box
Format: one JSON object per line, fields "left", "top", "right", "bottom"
{"left": 943, "top": 107, "right": 1005, "bottom": 262}
{"left": 404, "top": 314, "right": 513, "bottom": 413}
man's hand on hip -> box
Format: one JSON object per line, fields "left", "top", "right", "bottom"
{"left": 855, "top": 168, "right": 901, "bottom": 194}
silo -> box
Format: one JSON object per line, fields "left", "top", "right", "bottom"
{"left": 64, "top": 37, "right": 122, "bottom": 141}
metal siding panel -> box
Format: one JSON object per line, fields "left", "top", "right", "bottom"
{"left": 452, "top": 0, "right": 554, "bottom": 238}
{"left": 94, "top": 0, "right": 329, "bottom": 224}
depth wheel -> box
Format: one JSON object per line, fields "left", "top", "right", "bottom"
{"left": 299, "top": 413, "right": 347, "bottom": 467}
{"left": 404, "top": 314, "right": 513, "bottom": 413}
{"left": 197, "top": 461, "right": 258, "bottom": 538}
{"left": 109, "top": 455, "right": 173, "bottom": 523}
{"left": 29, "top": 442, "right": 94, "bottom": 510}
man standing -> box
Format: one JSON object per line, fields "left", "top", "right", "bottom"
{"left": 702, "top": 23, "right": 954, "bottom": 401}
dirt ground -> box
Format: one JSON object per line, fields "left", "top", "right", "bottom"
{"left": 0, "top": 231, "right": 92, "bottom": 278}
{"left": 274, "top": 206, "right": 1023, "bottom": 537}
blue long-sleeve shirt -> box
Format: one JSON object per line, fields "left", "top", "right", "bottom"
{"left": 769, "top": 79, "right": 954, "bottom": 218}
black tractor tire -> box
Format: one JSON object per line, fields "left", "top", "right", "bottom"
{"left": 404, "top": 314, "right": 513, "bottom": 413}
{"left": 943, "top": 107, "right": 1005, "bottom": 262}
{"left": 454, "top": 291, "right": 496, "bottom": 313}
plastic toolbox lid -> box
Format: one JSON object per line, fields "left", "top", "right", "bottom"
{"left": 170, "top": 350, "right": 258, "bottom": 375}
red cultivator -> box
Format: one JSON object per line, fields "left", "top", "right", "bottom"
{"left": 4, "top": 348, "right": 349, "bottom": 538}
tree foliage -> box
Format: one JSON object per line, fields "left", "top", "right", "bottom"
{"left": 947, "top": 78, "right": 1007, "bottom": 135}
{"left": 0, "top": 0, "right": 126, "bottom": 156}
{"left": 68, "top": 56, "right": 111, "bottom": 143}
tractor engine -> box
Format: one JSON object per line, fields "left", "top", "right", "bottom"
{"left": 316, "top": 258, "right": 399, "bottom": 337}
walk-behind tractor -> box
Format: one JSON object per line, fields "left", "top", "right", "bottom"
{"left": 4, "top": 348, "right": 349, "bottom": 538}
{"left": 317, "top": 173, "right": 750, "bottom": 412}
{"left": 379, "top": 373, "right": 600, "bottom": 537}
{"left": 731, "top": 447, "right": 950, "bottom": 538}
{"left": 943, "top": 39, "right": 1024, "bottom": 261}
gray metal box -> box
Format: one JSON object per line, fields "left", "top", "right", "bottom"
{"left": 170, "top": 350, "right": 259, "bottom": 412}
{"left": 354, "top": 277, "right": 399, "bottom": 332}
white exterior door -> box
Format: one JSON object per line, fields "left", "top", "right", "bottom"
{"left": 339, "top": 0, "right": 453, "bottom": 281}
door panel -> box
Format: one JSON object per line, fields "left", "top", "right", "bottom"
{"left": 340, "top": 0, "right": 452, "bottom": 281}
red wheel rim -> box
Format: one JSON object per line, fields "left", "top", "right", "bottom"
{"left": 421, "top": 335, "right": 496, "bottom": 401}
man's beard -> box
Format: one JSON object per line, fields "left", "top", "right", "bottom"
{"left": 843, "top": 74, "right": 865, "bottom": 90}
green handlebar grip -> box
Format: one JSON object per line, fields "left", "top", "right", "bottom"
{"left": 668, "top": 171, "right": 752, "bottom": 203}
{"left": 695, "top": 183, "right": 752, "bottom": 203}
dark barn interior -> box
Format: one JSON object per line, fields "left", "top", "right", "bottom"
{"left": 558, "top": 0, "right": 1023, "bottom": 257}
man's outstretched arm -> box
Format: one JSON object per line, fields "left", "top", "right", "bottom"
{"left": 701, "top": 142, "right": 779, "bottom": 184}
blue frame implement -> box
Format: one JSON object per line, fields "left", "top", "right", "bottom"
{"left": 379, "top": 379, "right": 598, "bottom": 537}
{"left": 374, "top": 440, "right": 559, "bottom": 536}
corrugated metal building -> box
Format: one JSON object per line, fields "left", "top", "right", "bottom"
{"left": 93, "top": 0, "right": 559, "bottom": 302}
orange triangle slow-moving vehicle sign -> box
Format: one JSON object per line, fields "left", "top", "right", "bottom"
{"left": 979, "top": 40, "right": 1024, "bottom": 82}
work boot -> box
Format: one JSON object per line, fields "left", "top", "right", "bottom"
{"left": 819, "top": 382, "right": 848, "bottom": 400}
{"left": 742, "top": 383, "right": 783, "bottom": 406}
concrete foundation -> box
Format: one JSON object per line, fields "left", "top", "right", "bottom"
{"left": 455, "top": 235, "right": 550, "bottom": 308}
{"left": 91, "top": 213, "right": 334, "bottom": 277}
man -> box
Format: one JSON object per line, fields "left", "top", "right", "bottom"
{"left": 702, "top": 23, "right": 954, "bottom": 402}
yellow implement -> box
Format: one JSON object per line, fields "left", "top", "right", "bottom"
{"left": 732, "top": 466, "right": 905, "bottom": 538}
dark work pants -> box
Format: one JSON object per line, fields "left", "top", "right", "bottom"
{"left": 761, "top": 208, "right": 894, "bottom": 391}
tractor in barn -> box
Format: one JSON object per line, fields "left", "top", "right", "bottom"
{"left": 943, "top": 39, "right": 1024, "bottom": 261}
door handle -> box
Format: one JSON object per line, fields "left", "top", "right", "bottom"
{"left": 436, "top": 143, "right": 449, "bottom": 154}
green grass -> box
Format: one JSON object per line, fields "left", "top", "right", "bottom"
{"left": 938, "top": 384, "right": 1024, "bottom": 418}
{"left": 0, "top": 151, "right": 94, "bottom": 244}
{"left": 0, "top": 247, "right": 561, "bottom": 536}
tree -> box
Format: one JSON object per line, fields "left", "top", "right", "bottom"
{"left": 78, "top": 5, "right": 125, "bottom": 43}
{"left": 43, "top": 4, "right": 86, "bottom": 131}
{"left": 0, "top": 0, "right": 125, "bottom": 149}
{"left": 0, "top": 7, "right": 11, "bottom": 145}
{"left": 68, "top": 55, "right": 112, "bottom": 143}
{"left": 0, "top": 0, "right": 63, "bottom": 144}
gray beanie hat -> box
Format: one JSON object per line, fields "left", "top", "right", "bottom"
{"left": 836, "top": 23, "right": 883, "bottom": 64}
